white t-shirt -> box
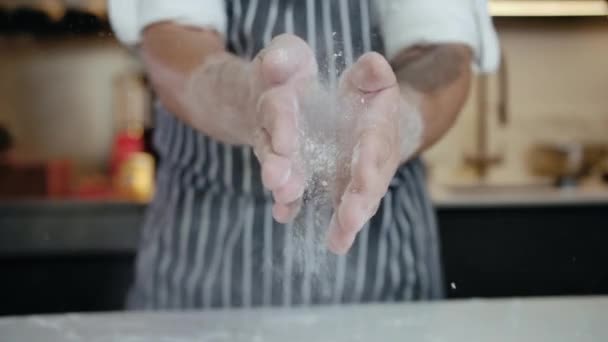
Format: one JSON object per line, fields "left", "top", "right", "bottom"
{"left": 108, "top": 0, "right": 499, "bottom": 72}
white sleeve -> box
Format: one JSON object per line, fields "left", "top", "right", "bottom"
{"left": 378, "top": 0, "right": 500, "bottom": 72}
{"left": 108, "top": 0, "right": 227, "bottom": 46}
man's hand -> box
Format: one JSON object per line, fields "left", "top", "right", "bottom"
{"left": 250, "top": 34, "right": 318, "bottom": 223}
{"left": 327, "top": 52, "right": 422, "bottom": 255}
{"left": 141, "top": 23, "right": 470, "bottom": 238}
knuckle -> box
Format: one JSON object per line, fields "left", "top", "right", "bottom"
{"left": 258, "top": 91, "right": 282, "bottom": 122}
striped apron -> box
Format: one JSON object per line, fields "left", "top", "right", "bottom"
{"left": 128, "top": 0, "right": 443, "bottom": 310}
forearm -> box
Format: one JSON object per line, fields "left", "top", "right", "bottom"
{"left": 392, "top": 44, "right": 473, "bottom": 157}
{"left": 140, "top": 23, "right": 255, "bottom": 146}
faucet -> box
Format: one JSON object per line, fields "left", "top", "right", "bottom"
{"left": 464, "top": 51, "right": 509, "bottom": 181}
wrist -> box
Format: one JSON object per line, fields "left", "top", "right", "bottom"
{"left": 186, "top": 54, "right": 259, "bottom": 146}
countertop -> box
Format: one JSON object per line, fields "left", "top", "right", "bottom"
{"left": 2, "top": 189, "right": 608, "bottom": 255}
{"left": 431, "top": 184, "right": 608, "bottom": 208}
{"left": 0, "top": 200, "right": 145, "bottom": 255}
{"left": 0, "top": 296, "right": 606, "bottom": 341}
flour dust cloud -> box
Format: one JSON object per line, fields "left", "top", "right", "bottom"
{"left": 281, "top": 80, "right": 357, "bottom": 287}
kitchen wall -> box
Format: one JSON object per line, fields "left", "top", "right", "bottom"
{"left": 426, "top": 18, "right": 608, "bottom": 185}
{"left": 2, "top": 18, "right": 607, "bottom": 183}
{"left": 0, "top": 37, "right": 137, "bottom": 173}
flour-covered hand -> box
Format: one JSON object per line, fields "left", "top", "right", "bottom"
{"left": 250, "top": 34, "right": 318, "bottom": 223}
{"left": 327, "top": 52, "right": 423, "bottom": 255}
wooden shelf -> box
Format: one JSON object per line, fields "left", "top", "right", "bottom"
{"left": 490, "top": 0, "right": 608, "bottom": 17}
{"left": 0, "top": 8, "right": 110, "bottom": 36}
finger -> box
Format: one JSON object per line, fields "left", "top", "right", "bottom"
{"left": 272, "top": 167, "right": 306, "bottom": 204}
{"left": 327, "top": 187, "right": 382, "bottom": 256}
{"left": 257, "top": 86, "right": 299, "bottom": 157}
{"left": 262, "top": 154, "right": 292, "bottom": 190}
{"left": 339, "top": 52, "right": 397, "bottom": 96}
{"left": 253, "top": 128, "right": 292, "bottom": 190}
{"left": 332, "top": 155, "right": 351, "bottom": 208}
{"left": 327, "top": 131, "right": 398, "bottom": 255}
{"left": 332, "top": 173, "right": 348, "bottom": 209}
{"left": 327, "top": 213, "right": 358, "bottom": 255}
{"left": 273, "top": 200, "right": 302, "bottom": 224}
{"left": 328, "top": 189, "right": 380, "bottom": 252}
{"left": 252, "top": 127, "right": 272, "bottom": 162}
{"left": 255, "top": 34, "right": 317, "bottom": 88}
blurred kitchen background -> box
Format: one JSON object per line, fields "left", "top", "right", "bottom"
{"left": 0, "top": 0, "right": 607, "bottom": 316}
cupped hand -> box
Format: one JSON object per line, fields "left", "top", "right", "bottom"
{"left": 250, "top": 34, "right": 317, "bottom": 223}
{"left": 327, "top": 52, "right": 420, "bottom": 255}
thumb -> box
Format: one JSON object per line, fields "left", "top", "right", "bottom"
{"left": 253, "top": 34, "right": 318, "bottom": 88}
{"left": 339, "top": 52, "right": 397, "bottom": 96}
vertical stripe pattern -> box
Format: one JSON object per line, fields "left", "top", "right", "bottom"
{"left": 127, "top": 0, "right": 443, "bottom": 310}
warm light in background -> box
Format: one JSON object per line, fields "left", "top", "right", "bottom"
{"left": 489, "top": 0, "right": 608, "bottom": 17}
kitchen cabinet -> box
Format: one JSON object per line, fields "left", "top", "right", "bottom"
{"left": 1, "top": 198, "right": 607, "bottom": 315}
{"left": 440, "top": 203, "right": 608, "bottom": 298}
{"left": 0, "top": 202, "right": 141, "bottom": 316}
